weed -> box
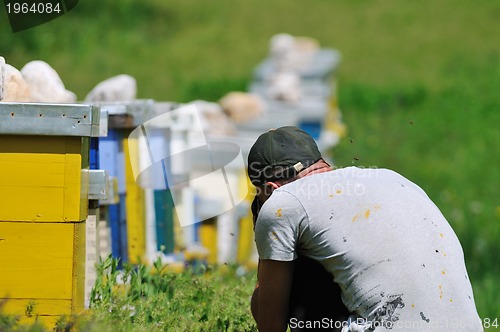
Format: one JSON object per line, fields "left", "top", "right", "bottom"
{"left": 24, "top": 301, "right": 35, "bottom": 318}
{"left": 87, "top": 256, "right": 257, "bottom": 331}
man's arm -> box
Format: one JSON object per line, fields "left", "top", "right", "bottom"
{"left": 256, "top": 259, "right": 294, "bottom": 332}
{"left": 251, "top": 260, "right": 260, "bottom": 322}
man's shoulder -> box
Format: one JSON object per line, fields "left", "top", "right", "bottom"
{"left": 281, "top": 166, "right": 402, "bottom": 189}
{"left": 261, "top": 189, "right": 303, "bottom": 213}
{"left": 256, "top": 190, "right": 308, "bottom": 231}
{"left": 331, "top": 166, "right": 398, "bottom": 178}
{"left": 278, "top": 166, "right": 430, "bottom": 205}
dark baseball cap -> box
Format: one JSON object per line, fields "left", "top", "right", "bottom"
{"left": 247, "top": 126, "right": 322, "bottom": 185}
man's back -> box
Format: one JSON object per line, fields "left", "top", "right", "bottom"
{"left": 255, "top": 166, "right": 482, "bottom": 331}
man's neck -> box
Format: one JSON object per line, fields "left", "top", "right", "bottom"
{"left": 297, "top": 159, "right": 332, "bottom": 179}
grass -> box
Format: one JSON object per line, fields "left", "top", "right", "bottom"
{"left": 1, "top": 0, "right": 499, "bottom": 329}
{"left": 0, "top": 257, "right": 258, "bottom": 331}
{"left": 85, "top": 257, "right": 257, "bottom": 332}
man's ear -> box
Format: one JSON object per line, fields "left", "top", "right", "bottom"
{"left": 266, "top": 181, "right": 280, "bottom": 189}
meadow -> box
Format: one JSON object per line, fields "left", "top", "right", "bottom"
{"left": 0, "top": 0, "right": 499, "bottom": 330}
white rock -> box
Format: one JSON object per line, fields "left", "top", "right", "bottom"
{"left": 269, "top": 33, "right": 319, "bottom": 71}
{"left": 266, "top": 71, "right": 302, "bottom": 103}
{"left": 2, "top": 64, "right": 32, "bottom": 102}
{"left": 192, "top": 100, "right": 236, "bottom": 136}
{"left": 269, "top": 33, "right": 296, "bottom": 71}
{"left": 218, "top": 92, "right": 264, "bottom": 123}
{"left": 0, "top": 56, "right": 5, "bottom": 101}
{"left": 270, "top": 33, "right": 295, "bottom": 59}
{"left": 294, "top": 36, "right": 320, "bottom": 54}
{"left": 21, "top": 60, "right": 77, "bottom": 103}
{"left": 85, "top": 74, "right": 137, "bottom": 102}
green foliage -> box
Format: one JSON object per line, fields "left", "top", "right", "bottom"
{"left": 89, "top": 255, "right": 121, "bottom": 306}
{"left": 180, "top": 77, "right": 250, "bottom": 102}
{"left": 0, "top": 301, "right": 18, "bottom": 332}
{"left": 0, "top": 312, "right": 46, "bottom": 332}
{"left": 339, "top": 83, "right": 428, "bottom": 113}
{"left": 0, "top": 299, "right": 47, "bottom": 332}
{"left": 86, "top": 256, "right": 257, "bottom": 331}
{"left": 23, "top": 301, "right": 37, "bottom": 321}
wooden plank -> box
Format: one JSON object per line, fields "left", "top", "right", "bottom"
{"left": 199, "top": 218, "right": 217, "bottom": 265}
{"left": 0, "top": 221, "right": 86, "bottom": 318}
{"left": 2, "top": 298, "right": 72, "bottom": 328}
{"left": 0, "top": 222, "right": 74, "bottom": 299}
{"left": 108, "top": 114, "right": 134, "bottom": 129}
{"left": 99, "top": 131, "right": 126, "bottom": 260}
{"left": 0, "top": 187, "right": 65, "bottom": 222}
{"left": 237, "top": 216, "right": 254, "bottom": 265}
{"left": 84, "top": 213, "right": 97, "bottom": 309}
{"left": 97, "top": 219, "right": 112, "bottom": 259}
{"left": 72, "top": 221, "right": 86, "bottom": 313}
{"left": 144, "top": 189, "right": 157, "bottom": 262}
{"left": 107, "top": 203, "right": 123, "bottom": 260}
{"left": 119, "top": 193, "right": 129, "bottom": 264}
{"left": 0, "top": 56, "right": 4, "bottom": 101}
{"left": 65, "top": 147, "right": 86, "bottom": 222}
{"left": 1, "top": 299, "right": 72, "bottom": 317}
{"left": 124, "top": 137, "right": 146, "bottom": 264}
{"left": 154, "top": 190, "right": 175, "bottom": 253}
{"left": 0, "top": 136, "right": 88, "bottom": 222}
{"left": 237, "top": 171, "right": 256, "bottom": 265}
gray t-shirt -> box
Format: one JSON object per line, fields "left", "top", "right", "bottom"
{"left": 255, "top": 167, "right": 482, "bottom": 331}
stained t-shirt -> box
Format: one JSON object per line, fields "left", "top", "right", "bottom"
{"left": 255, "top": 167, "right": 482, "bottom": 331}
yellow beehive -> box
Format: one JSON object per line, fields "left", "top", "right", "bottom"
{"left": 0, "top": 103, "right": 99, "bottom": 327}
{"left": 237, "top": 170, "right": 257, "bottom": 266}
{"left": 199, "top": 218, "right": 217, "bottom": 265}
{"left": 0, "top": 136, "right": 89, "bottom": 222}
{"left": 0, "top": 222, "right": 86, "bottom": 327}
{"left": 124, "top": 136, "right": 146, "bottom": 264}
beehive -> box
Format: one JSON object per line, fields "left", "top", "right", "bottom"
{"left": 0, "top": 102, "right": 99, "bottom": 327}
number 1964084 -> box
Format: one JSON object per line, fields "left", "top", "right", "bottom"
{"left": 6, "top": 1, "right": 61, "bottom": 14}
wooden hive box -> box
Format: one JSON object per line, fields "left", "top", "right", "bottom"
{"left": 0, "top": 103, "right": 100, "bottom": 327}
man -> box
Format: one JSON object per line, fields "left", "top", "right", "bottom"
{"left": 248, "top": 126, "right": 482, "bottom": 332}
{"left": 251, "top": 190, "right": 350, "bottom": 332}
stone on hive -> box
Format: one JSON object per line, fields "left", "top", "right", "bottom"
{"left": 269, "top": 33, "right": 319, "bottom": 71}
{"left": 265, "top": 71, "right": 302, "bottom": 103}
{"left": 84, "top": 74, "right": 137, "bottom": 102}
{"left": 218, "top": 92, "right": 264, "bottom": 123}
{"left": 2, "top": 63, "right": 33, "bottom": 102}
{"left": 192, "top": 100, "right": 236, "bottom": 136}
{"left": 0, "top": 56, "right": 4, "bottom": 100}
{"left": 20, "top": 60, "right": 77, "bottom": 103}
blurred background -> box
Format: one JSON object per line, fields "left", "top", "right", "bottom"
{"left": 1, "top": 0, "right": 499, "bottom": 322}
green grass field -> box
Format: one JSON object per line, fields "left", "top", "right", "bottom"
{"left": 1, "top": 0, "right": 499, "bottom": 330}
